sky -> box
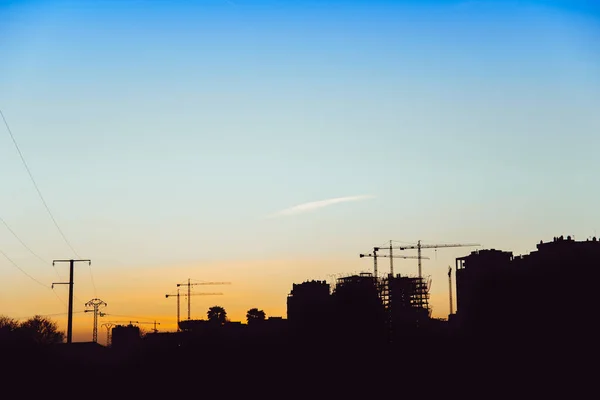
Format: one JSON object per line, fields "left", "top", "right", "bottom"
{"left": 1, "top": 0, "right": 599, "bottom": 343}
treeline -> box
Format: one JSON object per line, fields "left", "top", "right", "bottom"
{"left": 0, "top": 314, "right": 64, "bottom": 346}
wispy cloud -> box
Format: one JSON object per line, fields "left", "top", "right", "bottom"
{"left": 267, "top": 195, "right": 375, "bottom": 218}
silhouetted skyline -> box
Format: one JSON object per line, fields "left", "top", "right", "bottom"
{"left": 2, "top": 234, "right": 597, "bottom": 345}
{"left": 1, "top": 0, "right": 599, "bottom": 341}
{"left": 2, "top": 235, "right": 593, "bottom": 398}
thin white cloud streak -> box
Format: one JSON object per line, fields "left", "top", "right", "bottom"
{"left": 267, "top": 195, "right": 375, "bottom": 218}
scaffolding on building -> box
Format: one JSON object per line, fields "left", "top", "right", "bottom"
{"left": 380, "top": 275, "right": 430, "bottom": 310}
{"left": 379, "top": 274, "right": 431, "bottom": 340}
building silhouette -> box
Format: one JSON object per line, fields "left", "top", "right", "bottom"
{"left": 454, "top": 235, "right": 599, "bottom": 342}
{"left": 286, "top": 280, "right": 332, "bottom": 343}
{"left": 111, "top": 324, "right": 142, "bottom": 351}
{"left": 332, "top": 272, "right": 386, "bottom": 344}
{"left": 455, "top": 248, "right": 513, "bottom": 335}
{"left": 381, "top": 274, "right": 431, "bottom": 340}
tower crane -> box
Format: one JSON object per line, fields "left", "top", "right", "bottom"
{"left": 448, "top": 266, "right": 454, "bottom": 316}
{"left": 132, "top": 321, "right": 161, "bottom": 334}
{"left": 395, "top": 240, "right": 480, "bottom": 280}
{"left": 165, "top": 289, "right": 223, "bottom": 331}
{"left": 360, "top": 248, "right": 428, "bottom": 278}
{"left": 177, "top": 279, "right": 231, "bottom": 320}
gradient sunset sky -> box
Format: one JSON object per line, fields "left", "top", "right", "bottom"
{"left": 1, "top": 0, "right": 599, "bottom": 343}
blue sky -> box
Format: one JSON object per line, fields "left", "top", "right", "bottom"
{"left": 1, "top": 0, "right": 599, "bottom": 330}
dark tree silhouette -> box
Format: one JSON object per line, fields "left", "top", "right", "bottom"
{"left": 18, "top": 315, "right": 65, "bottom": 344}
{"left": 246, "top": 308, "right": 266, "bottom": 325}
{"left": 0, "top": 315, "right": 19, "bottom": 341}
{"left": 207, "top": 306, "right": 227, "bottom": 325}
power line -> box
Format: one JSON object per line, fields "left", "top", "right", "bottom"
{"left": 0, "top": 216, "right": 48, "bottom": 264}
{"left": 0, "top": 108, "right": 81, "bottom": 259}
{"left": 0, "top": 247, "right": 77, "bottom": 309}
{"left": 103, "top": 313, "right": 156, "bottom": 322}
{"left": 1, "top": 108, "right": 98, "bottom": 296}
{"left": 0, "top": 247, "right": 51, "bottom": 289}
{"left": 14, "top": 310, "right": 85, "bottom": 321}
{"left": 89, "top": 266, "right": 97, "bottom": 297}
{"left": 51, "top": 288, "right": 68, "bottom": 307}
{"left": 0, "top": 215, "right": 62, "bottom": 280}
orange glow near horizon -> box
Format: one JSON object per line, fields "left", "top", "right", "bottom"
{"left": 4, "top": 257, "right": 454, "bottom": 343}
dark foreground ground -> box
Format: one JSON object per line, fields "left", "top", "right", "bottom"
{"left": 2, "top": 334, "right": 588, "bottom": 399}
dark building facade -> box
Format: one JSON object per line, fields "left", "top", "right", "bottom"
{"left": 455, "top": 248, "right": 514, "bottom": 334}
{"left": 111, "top": 324, "right": 142, "bottom": 351}
{"left": 454, "top": 236, "right": 599, "bottom": 341}
{"left": 286, "top": 280, "right": 332, "bottom": 342}
{"left": 332, "top": 273, "right": 386, "bottom": 344}
{"left": 287, "top": 280, "right": 332, "bottom": 325}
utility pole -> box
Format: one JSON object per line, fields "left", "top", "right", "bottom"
{"left": 52, "top": 259, "right": 91, "bottom": 344}
{"left": 85, "top": 298, "right": 107, "bottom": 343}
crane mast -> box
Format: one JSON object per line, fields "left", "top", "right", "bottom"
{"left": 177, "top": 279, "right": 231, "bottom": 320}
{"left": 389, "top": 240, "right": 393, "bottom": 276}
{"left": 448, "top": 266, "right": 454, "bottom": 316}
{"left": 165, "top": 290, "right": 223, "bottom": 331}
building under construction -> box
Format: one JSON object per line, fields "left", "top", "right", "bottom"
{"left": 285, "top": 272, "right": 433, "bottom": 344}
{"left": 379, "top": 274, "right": 431, "bottom": 340}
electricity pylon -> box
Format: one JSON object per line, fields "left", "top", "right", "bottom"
{"left": 85, "top": 298, "right": 107, "bottom": 343}
{"left": 101, "top": 322, "right": 114, "bottom": 346}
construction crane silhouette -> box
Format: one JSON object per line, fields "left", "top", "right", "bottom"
{"left": 448, "top": 266, "right": 454, "bottom": 316}
{"left": 132, "top": 321, "right": 161, "bottom": 334}
{"left": 395, "top": 240, "right": 480, "bottom": 280}
{"left": 165, "top": 289, "right": 223, "bottom": 331}
{"left": 177, "top": 279, "right": 231, "bottom": 320}
{"left": 360, "top": 248, "right": 427, "bottom": 278}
